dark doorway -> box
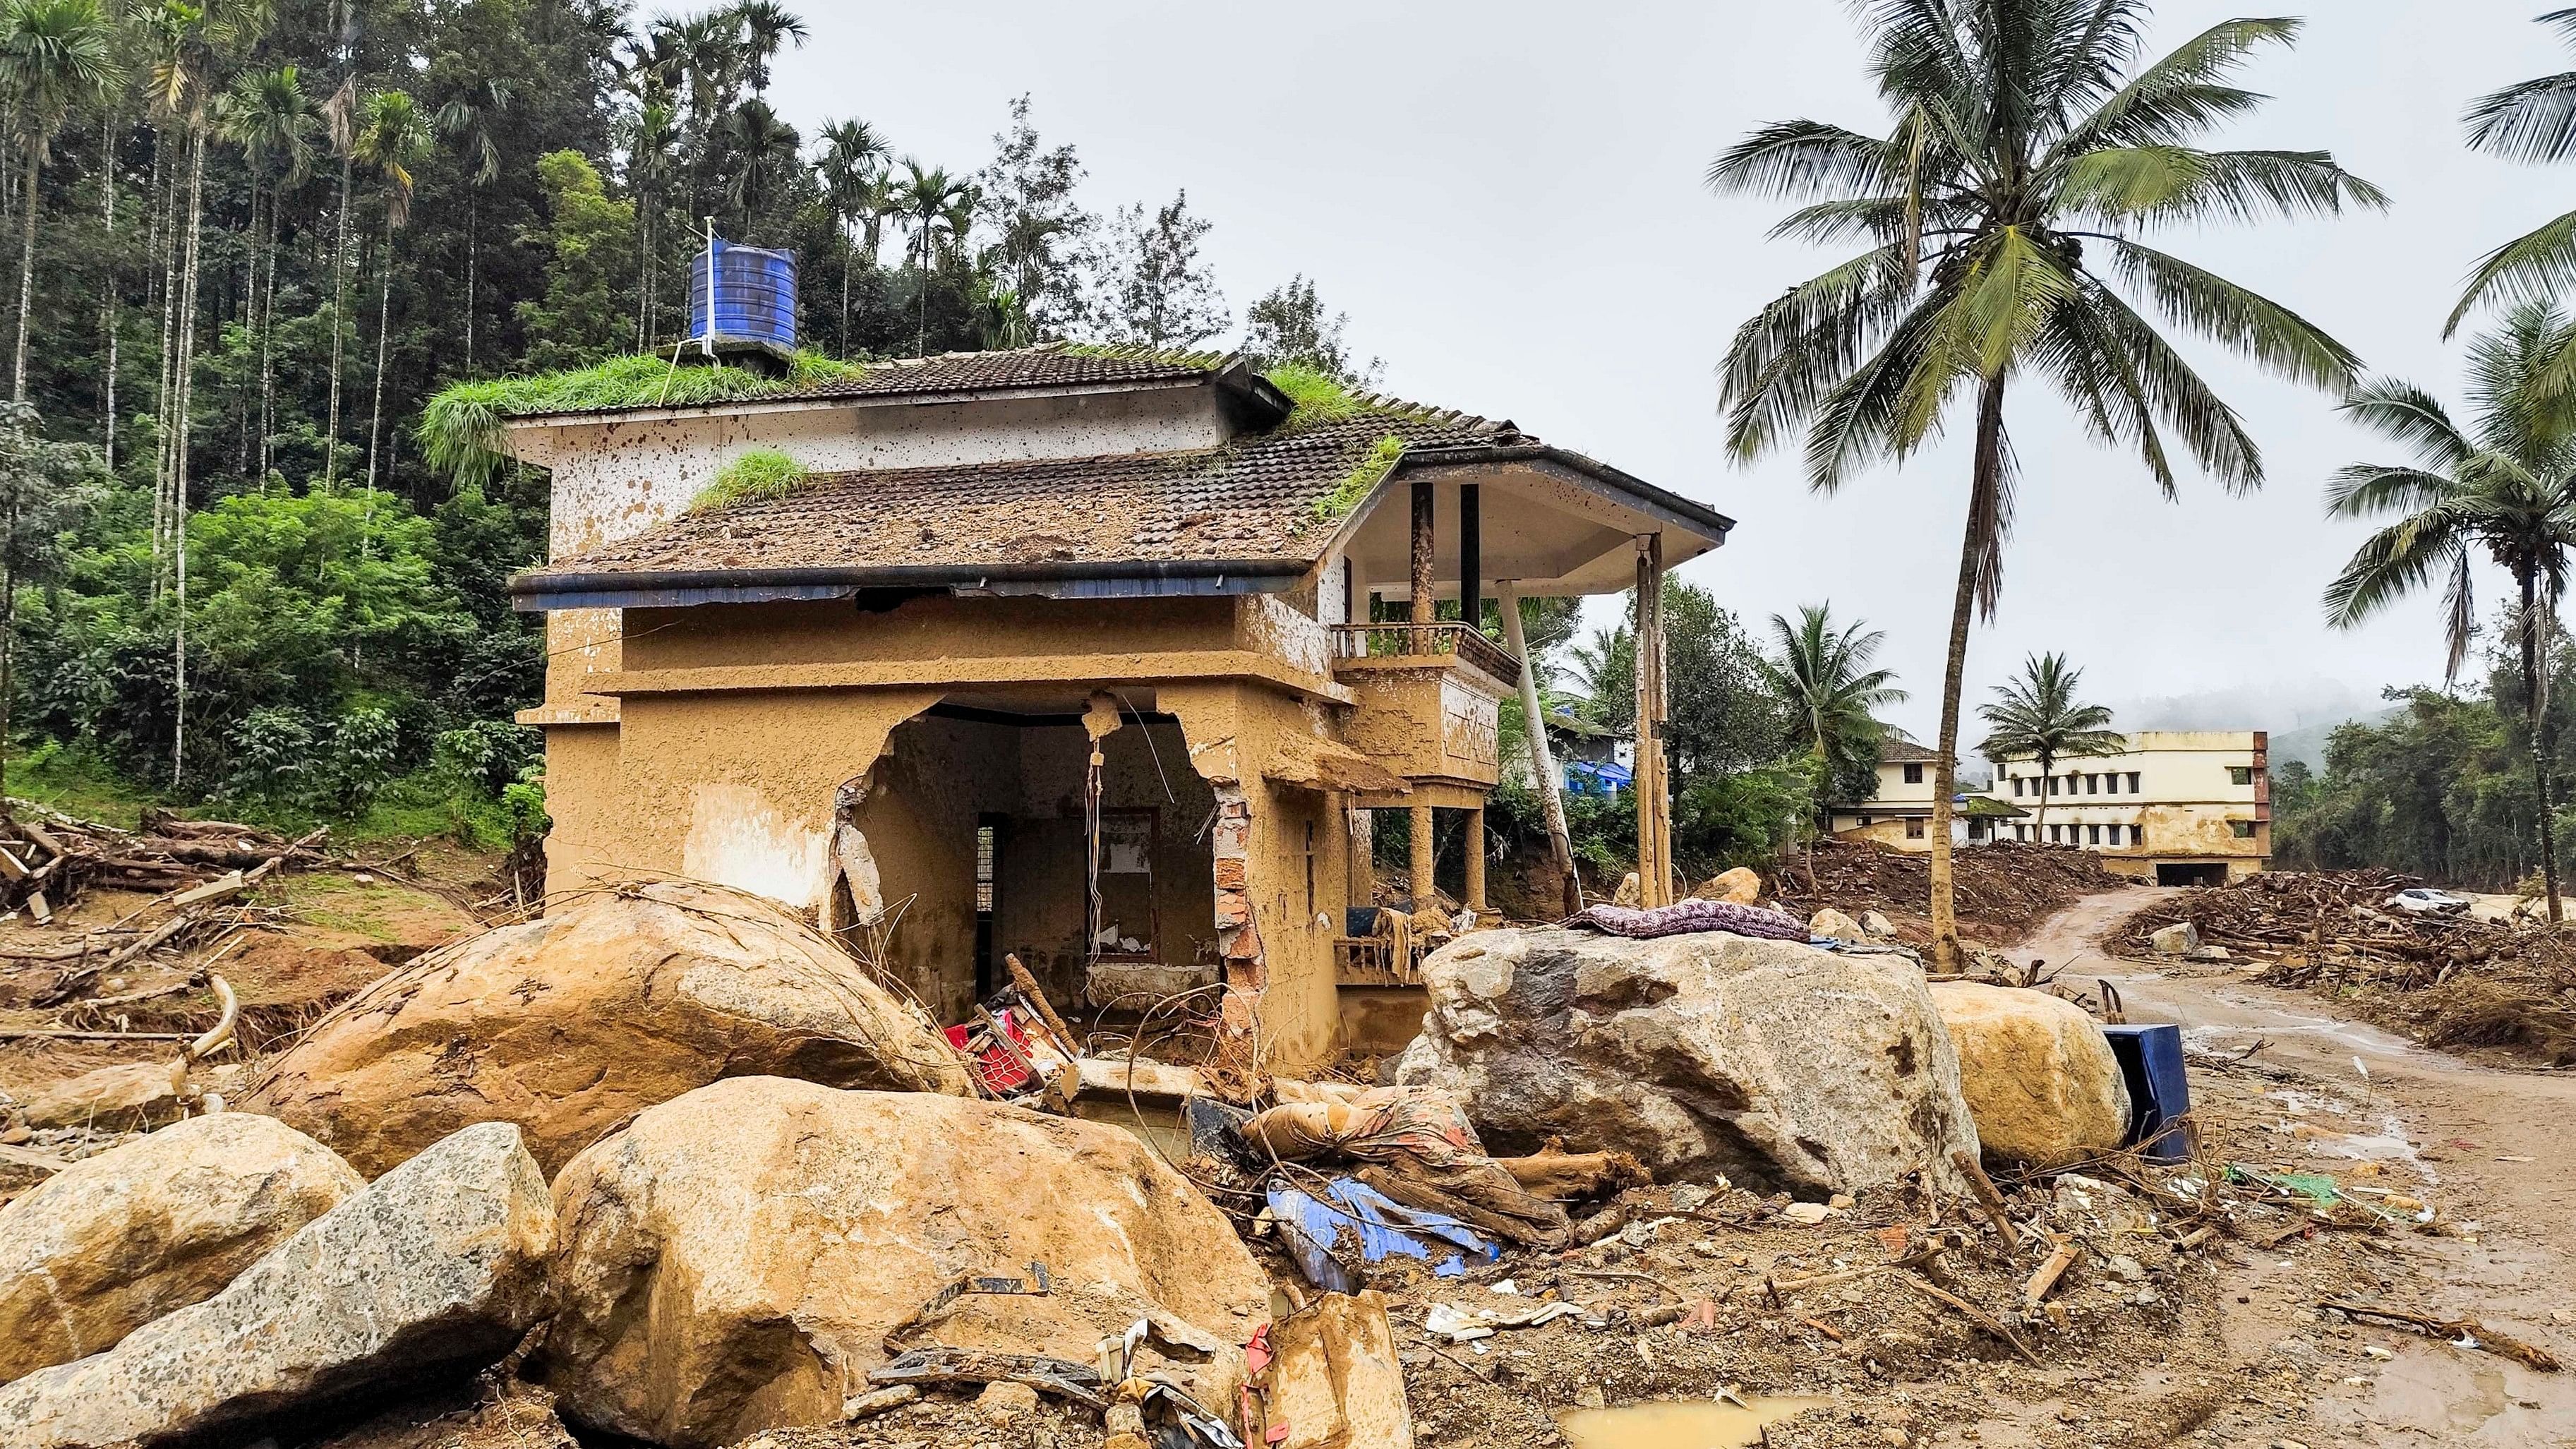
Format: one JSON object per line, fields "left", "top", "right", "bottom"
{"left": 2155, "top": 862, "right": 2229, "bottom": 887}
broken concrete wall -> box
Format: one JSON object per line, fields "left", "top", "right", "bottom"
{"left": 1161, "top": 683, "right": 1349, "bottom": 1069}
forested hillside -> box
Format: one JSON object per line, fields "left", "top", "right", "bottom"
{"left": 0, "top": 0, "right": 1364, "bottom": 841}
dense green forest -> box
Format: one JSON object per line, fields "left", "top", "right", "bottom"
{"left": 2272, "top": 612, "right": 2576, "bottom": 891}
{"left": 0, "top": 0, "right": 1381, "bottom": 843}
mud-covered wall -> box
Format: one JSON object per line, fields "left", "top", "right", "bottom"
{"left": 620, "top": 595, "right": 1243, "bottom": 672}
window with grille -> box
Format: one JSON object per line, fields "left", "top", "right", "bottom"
{"left": 974, "top": 824, "right": 997, "bottom": 913}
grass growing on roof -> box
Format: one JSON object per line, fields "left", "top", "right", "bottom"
{"left": 692, "top": 448, "right": 810, "bottom": 512}
{"left": 419, "top": 349, "right": 865, "bottom": 488}
{"left": 1265, "top": 363, "right": 1361, "bottom": 426}
{"left": 1311, "top": 433, "right": 1405, "bottom": 527}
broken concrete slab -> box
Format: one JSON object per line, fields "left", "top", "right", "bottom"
{"left": 242, "top": 880, "right": 973, "bottom": 1177}
{"left": 1395, "top": 927, "right": 1980, "bottom": 1197}
{"left": 0, "top": 1112, "right": 363, "bottom": 1384}
{"left": 2150, "top": 921, "right": 2200, "bottom": 956}
{"left": 0, "top": 1122, "right": 554, "bottom": 1449}
{"left": 538, "top": 1077, "right": 1269, "bottom": 1449}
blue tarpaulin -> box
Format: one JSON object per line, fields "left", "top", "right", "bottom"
{"left": 1565, "top": 759, "right": 1632, "bottom": 796}
{"left": 1266, "top": 1177, "right": 1500, "bottom": 1292}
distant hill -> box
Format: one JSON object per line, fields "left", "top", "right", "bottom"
{"left": 2267, "top": 708, "right": 2400, "bottom": 771}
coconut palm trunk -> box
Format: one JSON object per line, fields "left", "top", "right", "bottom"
{"left": 170, "top": 121, "right": 206, "bottom": 786}
{"left": 1929, "top": 373, "right": 2008, "bottom": 969}
{"left": 2522, "top": 572, "right": 2565, "bottom": 920}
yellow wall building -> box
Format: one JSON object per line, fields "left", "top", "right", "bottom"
{"left": 1990, "top": 730, "right": 2270, "bottom": 884}
{"left": 1827, "top": 738, "right": 2023, "bottom": 848}
{"left": 498, "top": 344, "right": 1733, "bottom": 1067}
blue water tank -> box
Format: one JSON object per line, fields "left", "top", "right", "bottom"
{"left": 689, "top": 237, "right": 799, "bottom": 350}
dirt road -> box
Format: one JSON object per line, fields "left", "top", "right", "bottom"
{"left": 2014, "top": 889, "right": 2576, "bottom": 1445}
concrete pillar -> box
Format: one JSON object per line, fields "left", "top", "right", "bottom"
{"left": 1409, "top": 802, "right": 1437, "bottom": 908}
{"left": 1409, "top": 480, "right": 1436, "bottom": 626}
{"left": 1462, "top": 806, "right": 1486, "bottom": 913}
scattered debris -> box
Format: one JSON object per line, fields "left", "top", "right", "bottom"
{"left": 1774, "top": 838, "right": 2136, "bottom": 945}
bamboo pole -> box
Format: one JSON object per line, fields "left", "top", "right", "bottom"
{"left": 1498, "top": 579, "right": 1582, "bottom": 914}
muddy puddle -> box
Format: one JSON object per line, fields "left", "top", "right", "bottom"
{"left": 1556, "top": 1395, "right": 1830, "bottom": 1448}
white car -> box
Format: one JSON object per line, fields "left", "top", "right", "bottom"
{"left": 2385, "top": 887, "right": 2471, "bottom": 915}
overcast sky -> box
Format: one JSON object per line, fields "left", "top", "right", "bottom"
{"left": 767, "top": 1, "right": 2560, "bottom": 740}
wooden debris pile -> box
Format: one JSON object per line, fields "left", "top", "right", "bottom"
{"left": 1774, "top": 838, "right": 2135, "bottom": 943}
{"left": 0, "top": 808, "right": 327, "bottom": 925}
{"left": 2114, "top": 871, "right": 2576, "bottom": 1062}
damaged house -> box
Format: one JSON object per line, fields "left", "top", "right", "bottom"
{"left": 502, "top": 344, "right": 1730, "bottom": 1067}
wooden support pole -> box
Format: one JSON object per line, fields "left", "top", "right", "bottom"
{"left": 1410, "top": 803, "right": 1438, "bottom": 909}
{"left": 1409, "top": 480, "right": 1437, "bottom": 627}
{"left": 1462, "top": 806, "right": 1486, "bottom": 913}
{"left": 1498, "top": 579, "right": 1581, "bottom": 914}
{"left": 1633, "top": 534, "right": 1671, "bottom": 907}
{"left": 1458, "top": 484, "right": 1481, "bottom": 632}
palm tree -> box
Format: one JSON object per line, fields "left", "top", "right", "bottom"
{"left": 732, "top": 0, "right": 804, "bottom": 97}
{"left": 351, "top": 87, "right": 426, "bottom": 494}
{"left": 1977, "top": 653, "right": 2124, "bottom": 838}
{"left": 2325, "top": 303, "right": 2576, "bottom": 921}
{"left": 2452, "top": 10, "right": 2576, "bottom": 347}
{"left": 0, "top": 0, "right": 114, "bottom": 403}
{"left": 1710, "top": 6, "right": 2380, "bottom": 968}
{"left": 319, "top": 73, "right": 355, "bottom": 488}
{"left": 1761, "top": 604, "right": 1906, "bottom": 808}
{"left": 718, "top": 97, "right": 798, "bottom": 239}
{"left": 216, "top": 63, "right": 310, "bottom": 479}
{"left": 817, "top": 116, "right": 888, "bottom": 354}
{"left": 434, "top": 75, "right": 510, "bottom": 378}
{"left": 896, "top": 157, "right": 970, "bottom": 354}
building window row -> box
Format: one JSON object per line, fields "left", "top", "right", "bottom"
{"left": 2016, "top": 822, "right": 2145, "bottom": 849}
{"left": 2010, "top": 771, "right": 2143, "bottom": 798}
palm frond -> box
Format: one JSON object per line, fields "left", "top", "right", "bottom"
{"left": 1719, "top": 244, "right": 1918, "bottom": 461}
{"left": 1706, "top": 119, "right": 1903, "bottom": 201}
{"left": 1801, "top": 289, "right": 1951, "bottom": 494}
{"left": 2057, "top": 146, "right": 2387, "bottom": 224}
{"left": 2102, "top": 237, "right": 2361, "bottom": 392}
{"left": 2450, "top": 207, "right": 2576, "bottom": 335}
{"left": 2335, "top": 378, "right": 2475, "bottom": 471}
{"left": 2321, "top": 501, "right": 2477, "bottom": 631}
{"left": 2323, "top": 463, "right": 2462, "bottom": 519}
{"left": 2075, "top": 277, "right": 2263, "bottom": 490}
{"left": 2465, "top": 69, "right": 2576, "bottom": 162}
{"left": 2050, "top": 17, "right": 2301, "bottom": 157}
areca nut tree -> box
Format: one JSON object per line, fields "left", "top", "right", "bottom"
{"left": 353, "top": 86, "right": 428, "bottom": 494}
{"left": 434, "top": 74, "right": 512, "bottom": 377}
{"left": 2452, "top": 9, "right": 2576, "bottom": 345}
{"left": 1976, "top": 651, "right": 2124, "bottom": 836}
{"left": 897, "top": 157, "right": 970, "bottom": 354}
{"left": 817, "top": 116, "right": 889, "bottom": 354}
{"left": 718, "top": 97, "right": 798, "bottom": 238}
{"left": 1759, "top": 602, "right": 1906, "bottom": 817}
{"left": 1709, "top": 5, "right": 2381, "bottom": 969}
{"left": 217, "top": 62, "right": 313, "bottom": 479}
{"left": 0, "top": 0, "right": 116, "bottom": 403}
{"left": 2324, "top": 303, "right": 2576, "bottom": 921}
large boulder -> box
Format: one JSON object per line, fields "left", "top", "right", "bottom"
{"left": 0, "top": 1113, "right": 363, "bottom": 1385}
{"left": 540, "top": 1077, "right": 1270, "bottom": 1449}
{"left": 1930, "top": 983, "right": 2132, "bottom": 1168}
{"left": 1394, "top": 927, "right": 1980, "bottom": 1197}
{"left": 1693, "top": 867, "right": 1763, "bottom": 906}
{"left": 0, "top": 1122, "right": 554, "bottom": 1449}
{"left": 242, "top": 881, "right": 973, "bottom": 1177}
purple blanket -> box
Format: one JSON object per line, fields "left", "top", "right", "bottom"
{"left": 1570, "top": 898, "right": 1810, "bottom": 942}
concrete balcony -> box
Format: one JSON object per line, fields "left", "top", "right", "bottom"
{"left": 1328, "top": 623, "right": 1513, "bottom": 790}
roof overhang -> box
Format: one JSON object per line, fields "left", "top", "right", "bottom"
{"left": 1331, "top": 443, "right": 1733, "bottom": 599}
{"left": 507, "top": 555, "right": 1311, "bottom": 611}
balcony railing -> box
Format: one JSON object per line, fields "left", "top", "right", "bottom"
{"left": 1328, "top": 623, "right": 1522, "bottom": 687}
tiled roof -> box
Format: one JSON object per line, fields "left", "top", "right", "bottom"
{"left": 508, "top": 344, "right": 1231, "bottom": 419}
{"left": 1878, "top": 736, "right": 1939, "bottom": 763}
{"left": 525, "top": 404, "right": 1522, "bottom": 582}
{"left": 783, "top": 344, "right": 1226, "bottom": 401}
